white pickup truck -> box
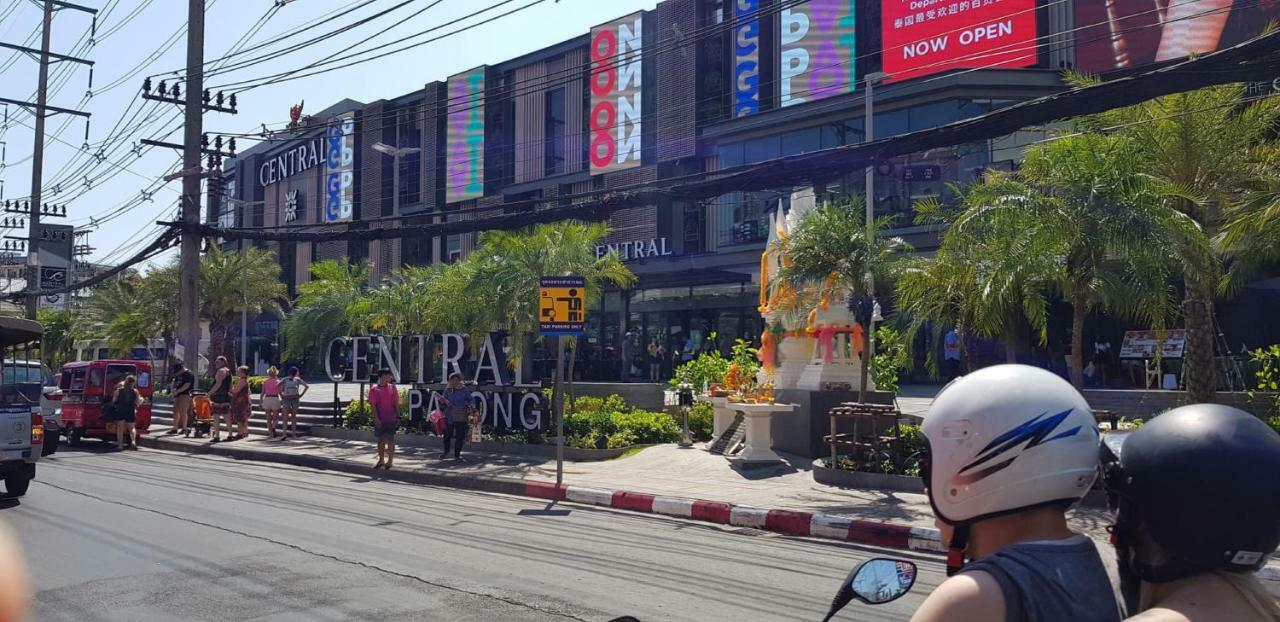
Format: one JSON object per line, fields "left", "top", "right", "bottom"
{"left": 0, "top": 318, "right": 47, "bottom": 497}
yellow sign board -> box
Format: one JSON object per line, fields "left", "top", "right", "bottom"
{"left": 539, "top": 276, "right": 585, "bottom": 336}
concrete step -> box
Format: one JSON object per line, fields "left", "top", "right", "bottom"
{"left": 148, "top": 413, "right": 310, "bottom": 438}
{"left": 152, "top": 404, "right": 333, "bottom": 427}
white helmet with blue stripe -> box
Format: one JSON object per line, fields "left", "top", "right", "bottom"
{"left": 923, "top": 364, "right": 1100, "bottom": 526}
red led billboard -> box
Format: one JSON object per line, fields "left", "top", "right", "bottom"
{"left": 881, "top": 0, "right": 1038, "bottom": 83}
{"left": 1075, "top": 0, "right": 1280, "bottom": 73}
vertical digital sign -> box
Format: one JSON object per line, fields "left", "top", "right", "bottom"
{"left": 882, "top": 0, "right": 1038, "bottom": 82}
{"left": 324, "top": 112, "right": 355, "bottom": 223}
{"left": 589, "top": 12, "right": 644, "bottom": 175}
{"left": 446, "top": 66, "right": 486, "bottom": 203}
{"left": 777, "top": 0, "right": 857, "bottom": 108}
{"left": 734, "top": 0, "right": 762, "bottom": 117}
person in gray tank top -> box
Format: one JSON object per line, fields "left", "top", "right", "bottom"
{"left": 909, "top": 365, "right": 1124, "bottom": 622}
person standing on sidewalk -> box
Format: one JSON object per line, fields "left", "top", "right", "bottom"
{"left": 369, "top": 369, "right": 399, "bottom": 470}
{"left": 438, "top": 372, "right": 474, "bottom": 462}
{"left": 209, "top": 356, "right": 232, "bottom": 443}
{"left": 278, "top": 367, "right": 309, "bottom": 440}
{"left": 230, "top": 366, "right": 252, "bottom": 440}
{"left": 111, "top": 375, "right": 141, "bottom": 451}
{"left": 169, "top": 362, "right": 195, "bottom": 436}
{"left": 261, "top": 367, "right": 283, "bottom": 439}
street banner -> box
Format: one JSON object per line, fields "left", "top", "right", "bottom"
{"left": 539, "top": 276, "right": 586, "bottom": 336}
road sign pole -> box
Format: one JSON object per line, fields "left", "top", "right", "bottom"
{"left": 554, "top": 335, "right": 565, "bottom": 488}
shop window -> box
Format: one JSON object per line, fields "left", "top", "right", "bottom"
{"left": 717, "top": 142, "right": 745, "bottom": 168}
{"left": 545, "top": 88, "right": 566, "bottom": 177}
{"left": 871, "top": 109, "right": 909, "bottom": 139}
{"left": 744, "top": 135, "right": 781, "bottom": 163}
{"left": 682, "top": 203, "right": 706, "bottom": 255}
{"left": 781, "top": 128, "right": 821, "bottom": 156}
{"left": 715, "top": 192, "right": 771, "bottom": 248}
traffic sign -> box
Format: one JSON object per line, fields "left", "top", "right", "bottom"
{"left": 539, "top": 276, "right": 586, "bottom": 336}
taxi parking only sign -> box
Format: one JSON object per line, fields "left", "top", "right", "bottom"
{"left": 539, "top": 276, "right": 585, "bottom": 336}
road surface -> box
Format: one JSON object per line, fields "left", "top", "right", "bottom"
{"left": 5, "top": 446, "right": 943, "bottom": 621}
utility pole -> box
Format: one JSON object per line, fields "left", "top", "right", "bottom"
{"left": 177, "top": 0, "right": 206, "bottom": 373}
{"left": 4, "top": 0, "right": 96, "bottom": 319}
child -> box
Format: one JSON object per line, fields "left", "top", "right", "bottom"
{"left": 369, "top": 368, "right": 399, "bottom": 469}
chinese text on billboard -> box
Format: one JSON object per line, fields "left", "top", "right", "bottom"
{"left": 882, "top": 0, "right": 1037, "bottom": 83}
{"left": 446, "top": 66, "right": 486, "bottom": 203}
{"left": 590, "top": 12, "right": 644, "bottom": 175}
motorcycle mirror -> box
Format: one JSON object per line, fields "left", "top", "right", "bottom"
{"left": 822, "top": 558, "right": 918, "bottom": 621}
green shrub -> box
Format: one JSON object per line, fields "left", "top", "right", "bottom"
{"left": 871, "top": 326, "right": 911, "bottom": 396}
{"left": 248, "top": 376, "right": 266, "bottom": 394}
{"left": 198, "top": 377, "right": 214, "bottom": 391}
{"left": 1269, "top": 416, "right": 1280, "bottom": 436}
{"left": 670, "top": 351, "right": 730, "bottom": 390}
{"left": 343, "top": 400, "right": 373, "bottom": 429}
{"left": 607, "top": 430, "right": 638, "bottom": 449}
{"left": 687, "top": 402, "right": 714, "bottom": 441}
{"left": 613, "top": 409, "right": 681, "bottom": 444}
{"left": 897, "top": 423, "right": 925, "bottom": 455}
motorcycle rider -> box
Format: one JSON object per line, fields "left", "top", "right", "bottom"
{"left": 1101, "top": 404, "right": 1280, "bottom": 621}
{"left": 911, "top": 365, "right": 1124, "bottom": 622}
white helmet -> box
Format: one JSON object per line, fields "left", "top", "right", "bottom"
{"left": 923, "top": 364, "right": 1099, "bottom": 526}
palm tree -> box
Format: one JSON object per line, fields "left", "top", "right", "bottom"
{"left": 465, "top": 221, "right": 635, "bottom": 421}
{"left": 199, "top": 245, "right": 287, "bottom": 363}
{"left": 1079, "top": 78, "right": 1280, "bottom": 401}
{"left": 465, "top": 221, "right": 635, "bottom": 366}
{"left": 938, "top": 134, "right": 1186, "bottom": 388}
{"left": 281, "top": 260, "right": 370, "bottom": 361}
{"left": 35, "top": 308, "right": 76, "bottom": 370}
{"left": 777, "top": 199, "right": 910, "bottom": 402}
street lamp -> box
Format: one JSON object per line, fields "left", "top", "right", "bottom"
{"left": 372, "top": 142, "right": 421, "bottom": 217}
{"left": 863, "top": 71, "right": 889, "bottom": 363}
{"left": 225, "top": 197, "right": 265, "bottom": 368}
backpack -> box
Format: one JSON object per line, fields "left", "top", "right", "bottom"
{"left": 282, "top": 377, "right": 301, "bottom": 398}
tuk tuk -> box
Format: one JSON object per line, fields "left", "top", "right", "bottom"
{"left": 59, "top": 359, "right": 153, "bottom": 445}
{"left": 0, "top": 317, "right": 46, "bottom": 496}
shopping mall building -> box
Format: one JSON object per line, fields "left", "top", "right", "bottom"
{"left": 217, "top": 0, "right": 1280, "bottom": 382}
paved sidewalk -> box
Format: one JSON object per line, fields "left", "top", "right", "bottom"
{"left": 137, "top": 431, "right": 1110, "bottom": 540}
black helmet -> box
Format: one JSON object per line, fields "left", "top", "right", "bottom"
{"left": 1102, "top": 404, "right": 1280, "bottom": 583}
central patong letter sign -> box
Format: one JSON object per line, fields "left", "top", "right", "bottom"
{"left": 589, "top": 12, "right": 644, "bottom": 175}
{"left": 446, "top": 66, "right": 486, "bottom": 203}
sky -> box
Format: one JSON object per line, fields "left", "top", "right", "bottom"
{"left": 0, "top": 0, "right": 660, "bottom": 270}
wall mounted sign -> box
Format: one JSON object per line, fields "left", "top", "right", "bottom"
{"left": 258, "top": 140, "right": 321, "bottom": 187}
{"left": 446, "top": 66, "right": 487, "bottom": 203}
{"left": 324, "top": 332, "right": 547, "bottom": 431}
{"left": 324, "top": 113, "right": 356, "bottom": 223}
{"left": 589, "top": 12, "right": 644, "bottom": 175}
{"left": 882, "top": 0, "right": 1037, "bottom": 82}
{"left": 595, "top": 237, "right": 674, "bottom": 261}
{"left": 778, "top": 0, "right": 857, "bottom": 108}
{"left": 284, "top": 189, "right": 300, "bottom": 223}
{"left": 734, "top": 0, "right": 762, "bottom": 117}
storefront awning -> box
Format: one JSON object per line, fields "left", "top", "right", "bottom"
{"left": 630, "top": 269, "right": 751, "bottom": 291}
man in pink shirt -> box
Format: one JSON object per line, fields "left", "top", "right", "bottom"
{"left": 369, "top": 368, "right": 400, "bottom": 470}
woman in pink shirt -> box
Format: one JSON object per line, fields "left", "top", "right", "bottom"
{"left": 261, "top": 367, "right": 283, "bottom": 439}
{"left": 369, "top": 368, "right": 400, "bottom": 470}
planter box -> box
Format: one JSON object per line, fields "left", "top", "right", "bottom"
{"left": 309, "top": 426, "right": 645, "bottom": 462}
{"left": 812, "top": 458, "right": 925, "bottom": 493}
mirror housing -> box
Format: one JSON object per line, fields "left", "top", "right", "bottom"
{"left": 822, "top": 558, "right": 918, "bottom": 621}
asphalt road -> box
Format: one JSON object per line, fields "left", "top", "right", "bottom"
{"left": 3, "top": 446, "right": 944, "bottom": 621}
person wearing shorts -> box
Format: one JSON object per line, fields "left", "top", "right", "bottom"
{"left": 369, "top": 369, "right": 399, "bottom": 470}
{"left": 278, "top": 368, "right": 308, "bottom": 440}
{"left": 209, "top": 356, "right": 232, "bottom": 443}
{"left": 169, "top": 362, "right": 195, "bottom": 435}
{"left": 261, "top": 367, "right": 283, "bottom": 438}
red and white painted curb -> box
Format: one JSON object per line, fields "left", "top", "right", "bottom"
{"left": 521, "top": 480, "right": 947, "bottom": 553}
